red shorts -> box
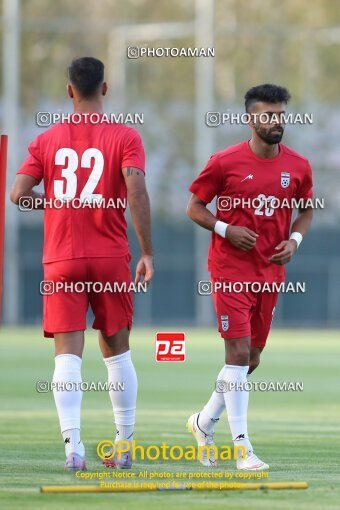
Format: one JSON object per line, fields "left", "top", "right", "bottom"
{"left": 43, "top": 256, "right": 133, "bottom": 338}
{"left": 212, "top": 279, "right": 279, "bottom": 348}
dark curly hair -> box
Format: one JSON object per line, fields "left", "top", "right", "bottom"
{"left": 245, "top": 84, "right": 291, "bottom": 112}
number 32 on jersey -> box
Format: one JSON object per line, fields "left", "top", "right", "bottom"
{"left": 54, "top": 147, "right": 104, "bottom": 202}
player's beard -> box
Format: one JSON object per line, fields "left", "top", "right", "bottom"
{"left": 255, "top": 125, "right": 284, "bottom": 145}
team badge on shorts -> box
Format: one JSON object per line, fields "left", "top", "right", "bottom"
{"left": 221, "top": 315, "right": 229, "bottom": 332}
{"left": 281, "top": 172, "right": 290, "bottom": 188}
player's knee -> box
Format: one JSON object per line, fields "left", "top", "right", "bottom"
{"left": 225, "top": 350, "right": 249, "bottom": 366}
{"left": 225, "top": 337, "right": 250, "bottom": 366}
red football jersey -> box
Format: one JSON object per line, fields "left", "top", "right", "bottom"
{"left": 189, "top": 141, "right": 313, "bottom": 283}
{"left": 18, "top": 115, "right": 145, "bottom": 263}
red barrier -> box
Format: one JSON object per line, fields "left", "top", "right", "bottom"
{"left": 0, "top": 135, "right": 8, "bottom": 322}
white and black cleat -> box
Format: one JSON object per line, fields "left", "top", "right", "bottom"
{"left": 186, "top": 412, "right": 218, "bottom": 467}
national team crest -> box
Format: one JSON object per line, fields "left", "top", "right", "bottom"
{"left": 281, "top": 172, "right": 290, "bottom": 188}
{"left": 221, "top": 315, "right": 229, "bottom": 332}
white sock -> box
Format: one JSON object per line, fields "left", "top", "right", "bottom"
{"left": 103, "top": 350, "right": 137, "bottom": 442}
{"left": 198, "top": 366, "right": 226, "bottom": 433}
{"left": 52, "top": 354, "right": 85, "bottom": 457}
{"left": 222, "top": 364, "right": 252, "bottom": 451}
{"left": 62, "top": 428, "right": 84, "bottom": 457}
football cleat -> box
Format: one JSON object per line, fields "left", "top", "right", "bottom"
{"left": 186, "top": 412, "right": 218, "bottom": 467}
{"left": 102, "top": 447, "right": 117, "bottom": 468}
{"left": 115, "top": 449, "right": 132, "bottom": 470}
{"left": 64, "top": 452, "right": 86, "bottom": 471}
{"left": 102, "top": 440, "right": 133, "bottom": 469}
{"left": 236, "top": 449, "right": 269, "bottom": 471}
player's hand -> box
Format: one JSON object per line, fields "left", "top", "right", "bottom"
{"left": 226, "top": 226, "right": 259, "bottom": 251}
{"left": 134, "top": 255, "right": 154, "bottom": 285}
{"left": 269, "top": 240, "right": 297, "bottom": 265}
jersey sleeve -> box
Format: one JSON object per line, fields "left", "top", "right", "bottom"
{"left": 17, "top": 136, "right": 43, "bottom": 183}
{"left": 121, "top": 129, "right": 145, "bottom": 173}
{"left": 296, "top": 160, "right": 313, "bottom": 202}
{"left": 189, "top": 155, "right": 223, "bottom": 203}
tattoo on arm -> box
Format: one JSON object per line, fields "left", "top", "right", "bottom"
{"left": 126, "top": 167, "right": 142, "bottom": 176}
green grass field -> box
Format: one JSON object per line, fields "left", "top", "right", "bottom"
{"left": 0, "top": 327, "right": 339, "bottom": 510}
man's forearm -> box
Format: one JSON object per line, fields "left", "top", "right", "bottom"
{"left": 10, "top": 173, "right": 44, "bottom": 209}
{"left": 187, "top": 201, "right": 217, "bottom": 232}
{"left": 128, "top": 190, "right": 153, "bottom": 255}
{"left": 24, "top": 190, "right": 45, "bottom": 210}
{"left": 11, "top": 187, "right": 44, "bottom": 210}
{"left": 291, "top": 207, "right": 313, "bottom": 236}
